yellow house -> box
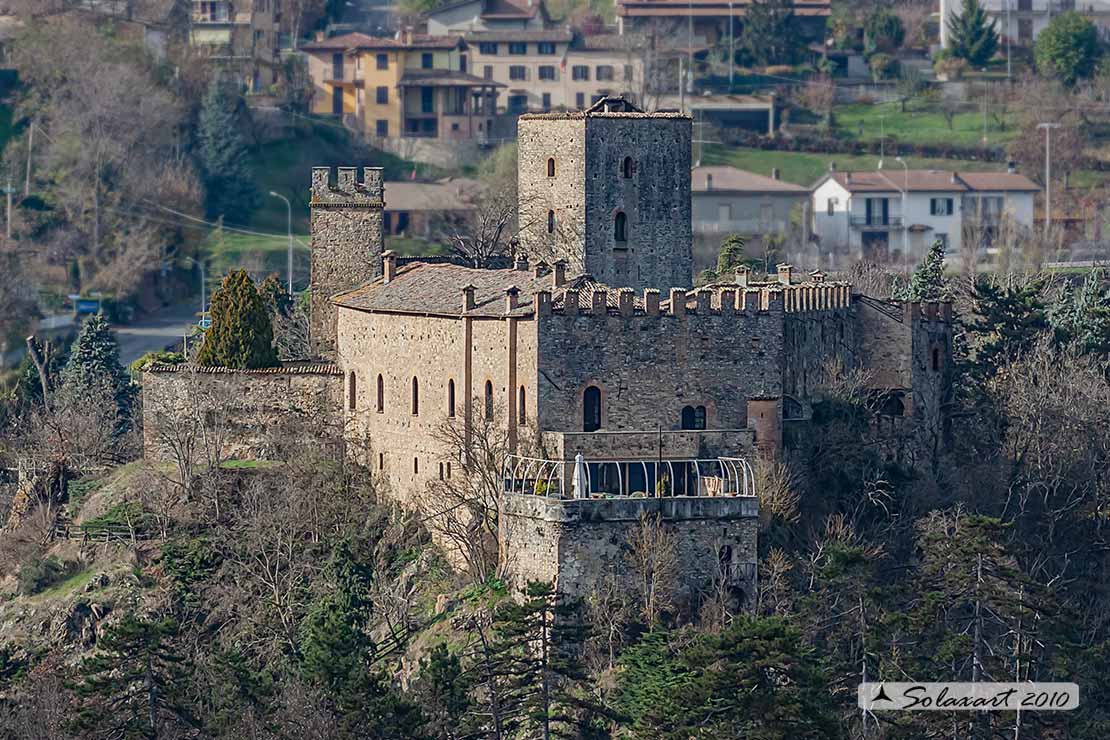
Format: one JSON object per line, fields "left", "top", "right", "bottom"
{"left": 303, "top": 32, "right": 503, "bottom": 142}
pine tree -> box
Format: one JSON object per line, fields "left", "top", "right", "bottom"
{"left": 73, "top": 614, "right": 193, "bottom": 739}
{"left": 946, "top": 0, "right": 999, "bottom": 67}
{"left": 412, "top": 643, "right": 472, "bottom": 740}
{"left": 1048, "top": 270, "right": 1110, "bottom": 357}
{"left": 741, "top": 0, "right": 800, "bottom": 66}
{"left": 197, "top": 73, "right": 257, "bottom": 220}
{"left": 899, "top": 239, "right": 950, "bottom": 302}
{"left": 717, "top": 234, "right": 752, "bottom": 276}
{"left": 60, "top": 312, "right": 134, "bottom": 426}
{"left": 196, "top": 270, "right": 279, "bottom": 369}
{"left": 962, "top": 276, "right": 1049, "bottom": 386}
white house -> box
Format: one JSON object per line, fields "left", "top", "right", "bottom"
{"left": 941, "top": 0, "right": 1110, "bottom": 48}
{"left": 691, "top": 165, "right": 808, "bottom": 236}
{"left": 810, "top": 168, "right": 1039, "bottom": 263}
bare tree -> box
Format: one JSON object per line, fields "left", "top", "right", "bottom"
{"left": 416, "top": 402, "right": 513, "bottom": 583}
{"left": 584, "top": 573, "right": 631, "bottom": 674}
{"left": 624, "top": 511, "right": 677, "bottom": 628}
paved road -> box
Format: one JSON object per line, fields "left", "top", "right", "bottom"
{"left": 114, "top": 299, "right": 202, "bottom": 365}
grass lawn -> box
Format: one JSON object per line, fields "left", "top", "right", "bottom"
{"left": 205, "top": 231, "right": 311, "bottom": 286}
{"left": 35, "top": 568, "right": 95, "bottom": 600}
{"left": 832, "top": 101, "right": 1019, "bottom": 148}
{"left": 701, "top": 144, "right": 1010, "bottom": 187}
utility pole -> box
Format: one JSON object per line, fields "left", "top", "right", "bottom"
{"left": 23, "top": 122, "right": 34, "bottom": 197}
{"left": 687, "top": 0, "right": 694, "bottom": 94}
{"left": 269, "top": 191, "right": 294, "bottom": 295}
{"left": 1006, "top": 0, "right": 1012, "bottom": 80}
{"left": 4, "top": 178, "right": 12, "bottom": 240}
{"left": 728, "top": 0, "right": 734, "bottom": 90}
{"left": 1038, "top": 122, "right": 1059, "bottom": 239}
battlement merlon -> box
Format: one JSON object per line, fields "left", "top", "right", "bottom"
{"left": 310, "top": 166, "right": 384, "bottom": 207}
{"left": 904, "top": 300, "right": 955, "bottom": 324}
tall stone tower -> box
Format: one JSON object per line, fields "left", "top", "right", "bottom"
{"left": 309, "top": 166, "right": 384, "bottom": 360}
{"left": 517, "top": 98, "right": 693, "bottom": 291}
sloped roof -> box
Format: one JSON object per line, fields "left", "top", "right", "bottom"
{"left": 383, "top": 178, "right": 481, "bottom": 212}
{"left": 692, "top": 166, "right": 807, "bottom": 194}
{"left": 302, "top": 32, "right": 463, "bottom": 51}
{"left": 820, "top": 169, "right": 1040, "bottom": 194}
{"left": 480, "top": 0, "right": 540, "bottom": 18}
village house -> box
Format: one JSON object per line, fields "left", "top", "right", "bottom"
{"left": 810, "top": 167, "right": 1039, "bottom": 263}
{"left": 691, "top": 165, "right": 808, "bottom": 238}
{"left": 382, "top": 177, "right": 480, "bottom": 237}
{"left": 302, "top": 30, "right": 503, "bottom": 164}
{"left": 191, "top": 0, "right": 280, "bottom": 91}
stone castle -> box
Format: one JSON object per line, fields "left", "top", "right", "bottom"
{"left": 144, "top": 98, "right": 953, "bottom": 611}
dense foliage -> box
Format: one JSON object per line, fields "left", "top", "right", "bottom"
{"left": 946, "top": 0, "right": 999, "bottom": 67}
{"left": 196, "top": 270, "right": 279, "bottom": 369}
{"left": 1035, "top": 11, "right": 1101, "bottom": 87}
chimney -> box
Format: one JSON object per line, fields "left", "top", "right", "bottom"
{"left": 515, "top": 254, "right": 529, "bottom": 272}
{"left": 462, "top": 284, "right": 476, "bottom": 312}
{"left": 533, "top": 260, "right": 548, "bottom": 278}
{"left": 1007, "top": 160, "right": 1017, "bottom": 174}
{"left": 776, "top": 263, "right": 792, "bottom": 285}
{"left": 951, "top": 172, "right": 958, "bottom": 184}
{"left": 706, "top": 173, "right": 714, "bottom": 191}
{"left": 552, "top": 260, "right": 567, "bottom": 288}
{"left": 845, "top": 172, "right": 852, "bottom": 184}
{"left": 771, "top": 167, "right": 780, "bottom": 180}
{"left": 505, "top": 286, "right": 520, "bottom": 312}
{"left": 735, "top": 265, "right": 750, "bottom": 288}
{"left": 382, "top": 250, "right": 397, "bottom": 283}
{"left": 402, "top": 27, "right": 413, "bottom": 45}
{"left": 314, "top": 31, "right": 325, "bottom": 41}
{"left": 829, "top": 161, "right": 836, "bottom": 172}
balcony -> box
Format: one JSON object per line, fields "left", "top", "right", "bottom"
{"left": 850, "top": 215, "right": 904, "bottom": 229}
{"left": 504, "top": 453, "right": 757, "bottom": 500}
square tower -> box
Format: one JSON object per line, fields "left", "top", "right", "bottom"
{"left": 517, "top": 98, "right": 693, "bottom": 291}
{"left": 309, "top": 166, "right": 385, "bottom": 360}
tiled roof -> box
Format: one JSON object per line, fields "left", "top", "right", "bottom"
{"left": 692, "top": 166, "right": 807, "bottom": 194}
{"left": 480, "top": 0, "right": 540, "bottom": 18}
{"left": 334, "top": 262, "right": 566, "bottom": 317}
{"left": 383, "top": 178, "right": 481, "bottom": 212}
{"left": 955, "top": 172, "right": 1040, "bottom": 192}
{"left": 146, "top": 363, "right": 341, "bottom": 375}
{"left": 823, "top": 169, "right": 1041, "bottom": 194}
{"left": 302, "top": 32, "right": 462, "bottom": 51}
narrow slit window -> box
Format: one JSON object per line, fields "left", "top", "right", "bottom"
{"left": 547, "top": 157, "right": 555, "bottom": 177}
{"left": 614, "top": 211, "right": 627, "bottom": 242}
{"left": 518, "top": 386, "right": 527, "bottom": 423}
{"left": 547, "top": 209, "right": 555, "bottom": 233}
{"left": 485, "top": 380, "right": 494, "bottom": 420}
{"left": 447, "top": 379, "right": 456, "bottom": 417}
{"left": 347, "top": 371, "right": 356, "bottom": 411}
{"left": 411, "top": 377, "right": 420, "bottom": 415}
{"left": 376, "top": 374, "right": 384, "bottom": 412}
{"left": 622, "top": 156, "right": 634, "bottom": 178}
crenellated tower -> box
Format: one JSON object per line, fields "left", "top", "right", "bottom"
{"left": 309, "top": 166, "right": 385, "bottom": 360}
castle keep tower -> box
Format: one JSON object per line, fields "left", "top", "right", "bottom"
{"left": 517, "top": 98, "right": 693, "bottom": 291}
{"left": 310, "top": 166, "right": 385, "bottom": 360}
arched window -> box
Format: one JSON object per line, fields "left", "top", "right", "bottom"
{"left": 614, "top": 211, "right": 627, "bottom": 242}
{"left": 376, "top": 374, "right": 384, "bottom": 412}
{"left": 583, "top": 385, "right": 601, "bottom": 432}
{"left": 680, "top": 405, "right": 706, "bottom": 430}
{"left": 347, "top": 371, "right": 357, "bottom": 411}
{"left": 411, "top": 377, "right": 419, "bottom": 415}
{"left": 547, "top": 209, "right": 555, "bottom": 233}
{"left": 484, "top": 380, "right": 494, "bottom": 421}
{"left": 518, "top": 385, "right": 526, "bottom": 423}
{"left": 447, "top": 379, "right": 456, "bottom": 417}
{"left": 622, "top": 156, "right": 634, "bottom": 178}
{"left": 547, "top": 157, "right": 555, "bottom": 177}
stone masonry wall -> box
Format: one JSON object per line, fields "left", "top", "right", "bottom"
{"left": 535, "top": 290, "right": 784, "bottom": 436}
{"left": 584, "top": 116, "right": 692, "bottom": 291}
{"left": 142, "top": 365, "right": 342, "bottom": 462}
{"left": 517, "top": 117, "right": 587, "bottom": 275}
{"left": 310, "top": 166, "right": 384, "bottom": 360}
{"left": 500, "top": 493, "right": 759, "bottom": 610}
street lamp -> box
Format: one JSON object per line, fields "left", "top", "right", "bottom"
{"left": 269, "top": 191, "right": 294, "bottom": 295}
{"left": 1038, "top": 123, "right": 1060, "bottom": 239}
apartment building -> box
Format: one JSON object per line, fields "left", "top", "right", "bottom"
{"left": 424, "top": 0, "right": 645, "bottom": 112}
{"left": 303, "top": 31, "right": 503, "bottom": 162}
{"left": 941, "top": 0, "right": 1110, "bottom": 47}
{"left": 191, "top": 0, "right": 280, "bottom": 91}
{"left": 811, "top": 168, "right": 1039, "bottom": 262}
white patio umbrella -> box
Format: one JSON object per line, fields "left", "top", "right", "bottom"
{"left": 572, "top": 453, "right": 588, "bottom": 499}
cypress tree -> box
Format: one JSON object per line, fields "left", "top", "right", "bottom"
{"left": 946, "top": 0, "right": 999, "bottom": 67}
{"left": 60, "top": 312, "right": 134, "bottom": 425}
{"left": 197, "top": 73, "right": 257, "bottom": 220}
{"left": 196, "top": 270, "right": 279, "bottom": 369}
